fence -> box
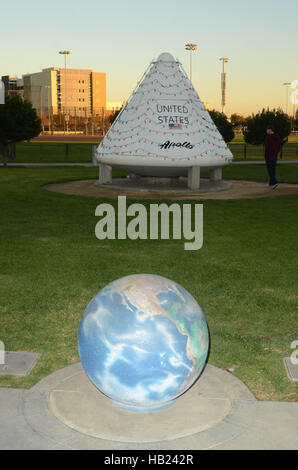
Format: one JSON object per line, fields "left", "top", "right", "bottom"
{"left": 11, "top": 142, "right": 94, "bottom": 163}
{"left": 38, "top": 107, "right": 117, "bottom": 136}
{"left": 228, "top": 143, "right": 298, "bottom": 160}
{"left": 2, "top": 141, "right": 295, "bottom": 164}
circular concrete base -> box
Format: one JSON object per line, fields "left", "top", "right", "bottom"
{"left": 45, "top": 179, "right": 298, "bottom": 201}
{"left": 48, "top": 363, "right": 255, "bottom": 443}
{"left": 95, "top": 177, "right": 232, "bottom": 194}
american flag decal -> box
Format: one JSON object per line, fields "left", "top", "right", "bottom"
{"left": 169, "top": 123, "right": 182, "bottom": 129}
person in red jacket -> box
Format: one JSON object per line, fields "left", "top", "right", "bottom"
{"left": 264, "top": 124, "right": 282, "bottom": 189}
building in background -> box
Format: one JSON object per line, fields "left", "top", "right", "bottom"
{"left": 1, "top": 67, "right": 122, "bottom": 135}
{"left": 23, "top": 67, "right": 106, "bottom": 117}
{"left": 1, "top": 75, "right": 24, "bottom": 98}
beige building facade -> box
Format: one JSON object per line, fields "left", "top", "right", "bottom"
{"left": 24, "top": 69, "right": 58, "bottom": 114}
{"left": 24, "top": 67, "right": 106, "bottom": 117}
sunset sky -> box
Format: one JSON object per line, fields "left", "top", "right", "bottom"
{"left": 1, "top": 0, "right": 297, "bottom": 116}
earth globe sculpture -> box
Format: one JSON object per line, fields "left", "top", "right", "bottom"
{"left": 78, "top": 274, "right": 209, "bottom": 412}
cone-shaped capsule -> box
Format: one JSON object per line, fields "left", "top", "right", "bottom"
{"left": 96, "top": 52, "right": 233, "bottom": 177}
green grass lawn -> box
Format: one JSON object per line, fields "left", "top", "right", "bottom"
{"left": 14, "top": 142, "right": 94, "bottom": 163}
{"left": 0, "top": 166, "right": 297, "bottom": 402}
{"left": 223, "top": 163, "right": 298, "bottom": 184}
{"left": 9, "top": 137, "right": 298, "bottom": 164}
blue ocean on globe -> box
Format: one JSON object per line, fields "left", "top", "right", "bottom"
{"left": 78, "top": 274, "right": 209, "bottom": 412}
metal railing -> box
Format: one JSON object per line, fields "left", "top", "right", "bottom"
{"left": 37, "top": 106, "right": 120, "bottom": 136}
{"left": 228, "top": 142, "right": 298, "bottom": 160}
{"left": 4, "top": 141, "right": 297, "bottom": 164}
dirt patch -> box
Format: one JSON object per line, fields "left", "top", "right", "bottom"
{"left": 45, "top": 178, "right": 298, "bottom": 200}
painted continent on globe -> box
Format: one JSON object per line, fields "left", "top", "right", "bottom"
{"left": 78, "top": 274, "right": 209, "bottom": 411}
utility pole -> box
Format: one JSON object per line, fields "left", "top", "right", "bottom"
{"left": 39, "top": 86, "right": 44, "bottom": 133}
{"left": 45, "top": 85, "right": 51, "bottom": 133}
{"left": 219, "top": 57, "right": 229, "bottom": 114}
{"left": 59, "top": 50, "right": 71, "bottom": 132}
{"left": 185, "top": 43, "right": 197, "bottom": 83}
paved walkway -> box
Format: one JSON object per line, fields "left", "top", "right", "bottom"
{"left": 0, "top": 363, "right": 297, "bottom": 450}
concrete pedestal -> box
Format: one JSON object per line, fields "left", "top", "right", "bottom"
{"left": 91, "top": 145, "right": 98, "bottom": 166}
{"left": 94, "top": 176, "right": 233, "bottom": 194}
{"left": 47, "top": 362, "right": 256, "bottom": 443}
{"left": 210, "top": 167, "right": 222, "bottom": 182}
{"left": 98, "top": 164, "right": 112, "bottom": 184}
{"left": 2, "top": 361, "right": 298, "bottom": 449}
{"left": 187, "top": 166, "right": 201, "bottom": 190}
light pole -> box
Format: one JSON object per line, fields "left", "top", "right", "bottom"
{"left": 59, "top": 50, "right": 71, "bottom": 69}
{"left": 45, "top": 85, "right": 51, "bottom": 134}
{"left": 282, "top": 82, "right": 291, "bottom": 115}
{"left": 59, "top": 50, "right": 71, "bottom": 132}
{"left": 219, "top": 57, "right": 229, "bottom": 114}
{"left": 39, "top": 86, "right": 45, "bottom": 133}
{"left": 185, "top": 43, "right": 197, "bottom": 82}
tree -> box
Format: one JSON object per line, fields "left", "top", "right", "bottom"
{"left": 208, "top": 109, "right": 234, "bottom": 143}
{"left": 108, "top": 107, "right": 123, "bottom": 125}
{"left": 230, "top": 113, "right": 246, "bottom": 128}
{"left": 0, "top": 94, "right": 42, "bottom": 166}
{"left": 244, "top": 108, "right": 291, "bottom": 145}
{"left": 294, "top": 109, "right": 298, "bottom": 131}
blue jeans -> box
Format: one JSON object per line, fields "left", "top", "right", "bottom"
{"left": 265, "top": 157, "right": 277, "bottom": 186}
